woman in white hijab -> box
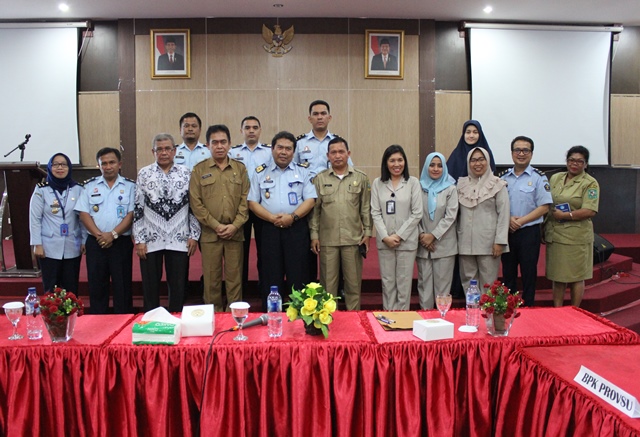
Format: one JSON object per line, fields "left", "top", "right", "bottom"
{"left": 457, "top": 147, "right": 510, "bottom": 292}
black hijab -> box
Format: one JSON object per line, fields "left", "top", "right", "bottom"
{"left": 46, "top": 153, "right": 77, "bottom": 193}
{"left": 446, "top": 120, "right": 496, "bottom": 180}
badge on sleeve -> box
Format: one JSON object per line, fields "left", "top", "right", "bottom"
{"left": 588, "top": 188, "right": 598, "bottom": 200}
{"left": 544, "top": 183, "right": 550, "bottom": 192}
{"left": 117, "top": 205, "right": 126, "bottom": 219}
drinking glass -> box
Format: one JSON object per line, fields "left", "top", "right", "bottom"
{"left": 229, "top": 302, "right": 250, "bottom": 341}
{"left": 3, "top": 302, "right": 25, "bottom": 340}
{"left": 435, "top": 293, "right": 452, "bottom": 319}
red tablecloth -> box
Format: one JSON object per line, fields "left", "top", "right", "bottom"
{"left": 496, "top": 344, "right": 640, "bottom": 437}
{"left": 0, "top": 308, "right": 638, "bottom": 437}
{"left": 0, "top": 314, "right": 136, "bottom": 436}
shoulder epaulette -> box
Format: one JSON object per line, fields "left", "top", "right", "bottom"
{"left": 232, "top": 144, "right": 243, "bottom": 149}
{"left": 37, "top": 181, "right": 49, "bottom": 188}
{"left": 497, "top": 169, "right": 509, "bottom": 178}
{"left": 353, "top": 168, "right": 368, "bottom": 176}
{"left": 83, "top": 176, "right": 98, "bottom": 184}
{"left": 76, "top": 181, "right": 85, "bottom": 187}
{"left": 124, "top": 177, "right": 136, "bottom": 184}
{"left": 297, "top": 161, "right": 310, "bottom": 168}
{"left": 533, "top": 168, "right": 547, "bottom": 177}
{"left": 261, "top": 143, "right": 271, "bottom": 148}
{"left": 255, "top": 163, "right": 266, "bottom": 173}
{"left": 296, "top": 133, "right": 306, "bottom": 141}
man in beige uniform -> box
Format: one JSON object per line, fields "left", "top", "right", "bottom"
{"left": 309, "top": 137, "right": 371, "bottom": 310}
{"left": 190, "top": 124, "right": 250, "bottom": 311}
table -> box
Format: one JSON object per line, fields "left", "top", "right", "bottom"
{"left": 0, "top": 308, "right": 637, "bottom": 437}
{"left": 496, "top": 344, "right": 640, "bottom": 437}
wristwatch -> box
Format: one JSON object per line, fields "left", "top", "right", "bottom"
{"left": 291, "top": 213, "right": 300, "bottom": 222}
{"left": 111, "top": 230, "right": 119, "bottom": 239}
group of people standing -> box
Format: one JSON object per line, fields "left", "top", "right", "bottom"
{"left": 29, "top": 105, "right": 600, "bottom": 314}
{"left": 374, "top": 120, "right": 600, "bottom": 310}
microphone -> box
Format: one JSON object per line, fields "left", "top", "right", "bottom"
{"left": 232, "top": 314, "right": 268, "bottom": 331}
{"left": 25, "top": 134, "right": 31, "bottom": 140}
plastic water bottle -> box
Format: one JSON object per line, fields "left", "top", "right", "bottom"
{"left": 267, "top": 286, "right": 283, "bottom": 338}
{"left": 466, "top": 279, "right": 481, "bottom": 328}
{"left": 25, "top": 287, "right": 43, "bottom": 340}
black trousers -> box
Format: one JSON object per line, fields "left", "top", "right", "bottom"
{"left": 38, "top": 256, "right": 81, "bottom": 294}
{"left": 140, "top": 249, "right": 189, "bottom": 313}
{"left": 242, "top": 210, "right": 264, "bottom": 294}
{"left": 259, "top": 219, "right": 311, "bottom": 311}
{"left": 501, "top": 224, "right": 542, "bottom": 307}
{"left": 85, "top": 235, "right": 133, "bottom": 314}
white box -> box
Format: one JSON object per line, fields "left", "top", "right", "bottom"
{"left": 413, "top": 318, "right": 454, "bottom": 341}
{"left": 181, "top": 304, "right": 215, "bottom": 337}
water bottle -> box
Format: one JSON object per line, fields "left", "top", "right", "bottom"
{"left": 267, "top": 286, "right": 283, "bottom": 338}
{"left": 25, "top": 287, "right": 43, "bottom": 340}
{"left": 466, "top": 279, "right": 481, "bottom": 328}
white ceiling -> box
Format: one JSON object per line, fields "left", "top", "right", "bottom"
{"left": 1, "top": 0, "right": 639, "bottom": 25}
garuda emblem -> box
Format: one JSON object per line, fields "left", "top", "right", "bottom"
{"left": 262, "top": 24, "right": 294, "bottom": 57}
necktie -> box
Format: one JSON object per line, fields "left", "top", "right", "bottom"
{"left": 170, "top": 55, "right": 174, "bottom": 63}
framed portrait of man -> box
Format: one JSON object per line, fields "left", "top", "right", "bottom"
{"left": 365, "top": 30, "right": 404, "bottom": 79}
{"left": 150, "top": 29, "right": 191, "bottom": 79}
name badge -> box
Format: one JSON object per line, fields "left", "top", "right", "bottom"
{"left": 60, "top": 224, "right": 69, "bottom": 236}
{"left": 386, "top": 200, "right": 396, "bottom": 215}
{"left": 288, "top": 192, "right": 298, "bottom": 205}
{"left": 117, "top": 205, "right": 126, "bottom": 219}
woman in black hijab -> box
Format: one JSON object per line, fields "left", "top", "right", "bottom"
{"left": 447, "top": 120, "right": 496, "bottom": 180}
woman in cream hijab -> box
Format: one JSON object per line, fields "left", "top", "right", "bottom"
{"left": 457, "top": 147, "right": 510, "bottom": 292}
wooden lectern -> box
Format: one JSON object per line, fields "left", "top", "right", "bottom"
{"left": 0, "top": 162, "right": 46, "bottom": 277}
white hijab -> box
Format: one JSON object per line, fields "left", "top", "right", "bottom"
{"left": 457, "top": 147, "right": 506, "bottom": 208}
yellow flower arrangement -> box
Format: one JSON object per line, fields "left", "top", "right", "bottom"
{"left": 285, "top": 282, "right": 339, "bottom": 338}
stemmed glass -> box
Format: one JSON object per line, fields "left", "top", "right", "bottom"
{"left": 435, "top": 293, "right": 452, "bottom": 319}
{"left": 3, "top": 302, "right": 24, "bottom": 340}
{"left": 229, "top": 302, "right": 250, "bottom": 341}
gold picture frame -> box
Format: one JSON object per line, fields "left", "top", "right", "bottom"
{"left": 150, "top": 29, "right": 191, "bottom": 79}
{"left": 365, "top": 30, "right": 404, "bottom": 80}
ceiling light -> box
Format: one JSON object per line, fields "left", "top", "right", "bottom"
{"left": 273, "top": 3, "right": 283, "bottom": 7}
{"left": 59, "top": 3, "right": 69, "bottom": 12}
{"left": 483, "top": 6, "right": 493, "bottom": 14}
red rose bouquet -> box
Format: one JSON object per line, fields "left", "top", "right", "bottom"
{"left": 479, "top": 281, "right": 524, "bottom": 319}
{"left": 39, "top": 287, "right": 85, "bottom": 323}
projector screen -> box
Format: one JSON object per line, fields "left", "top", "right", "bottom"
{"left": 0, "top": 27, "right": 80, "bottom": 164}
{"left": 470, "top": 27, "right": 611, "bottom": 166}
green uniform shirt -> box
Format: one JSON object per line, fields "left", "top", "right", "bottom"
{"left": 544, "top": 171, "right": 599, "bottom": 245}
{"left": 309, "top": 166, "right": 372, "bottom": 246}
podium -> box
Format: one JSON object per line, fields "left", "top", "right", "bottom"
{"left": 0, "top": 162, "right": 47, "bottom": 277}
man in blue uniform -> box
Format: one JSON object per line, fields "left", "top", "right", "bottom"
{"left": 294, "top": 100, "right": 339, "bottom": 177}
{"left": 228, "top": 116, "right": 272, "bottom": 294}
{"left": 248, "top": 131, "right": 317, "bottom": 310}
{"left": 75, "top": 148, "right": 135, "bottom": 314}
{"left": 174, "top": 112, "right": 211, "bottom": 170}
{"left": 500, "top": 136, "right": 552, "bottom": 306}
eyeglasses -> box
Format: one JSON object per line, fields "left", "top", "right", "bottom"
{"left": 469, "top": 157, "right": 486, "bottom": 164}
{"left": 154, "top": 147, "right": 175, "bottom": 154}
{"left": 567, "top": 158, "right": 586, "bottom": 165}
{"left": 512, "top": 148, "right": 532, "bottom": 155}
{"left": 51, "top": 163, "right": 68, "bottom": 168}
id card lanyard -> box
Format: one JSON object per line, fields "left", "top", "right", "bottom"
{"left": 52, "top": 188, "right": 70, "bottom": 236}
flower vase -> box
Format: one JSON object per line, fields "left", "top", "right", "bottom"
{"left": 485, "top": 312, "right": 515, "bottom": 337}
{"left": 44, "top": 313, "right": 77, "bottom": 342}
{"left": 304, "top": 322, "right": 323, "bottom": 336}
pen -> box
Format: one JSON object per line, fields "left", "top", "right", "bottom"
{"left": 376, "top": 315, "right": 395, "bottom": 324}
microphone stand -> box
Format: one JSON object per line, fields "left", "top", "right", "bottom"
{"left": 4, "top": 134, "right": 31, "bottom": 161}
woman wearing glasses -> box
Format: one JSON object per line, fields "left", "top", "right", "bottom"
{"left": 29, "top": 153, "right": 86, "bottom": 293}
{"left": 457, "top": 147, "right": 510, "bottom": 292}
{"left": 544, "top": 146, "right": 599, "bottom": 307}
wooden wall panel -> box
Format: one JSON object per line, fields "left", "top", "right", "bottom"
{"left": 78, "top": 92, "right": 120, "bottom": 167}
{"left": 435, "top": 90, "right": 470, "bottom": 159}
{"left": 611, "top": 94, "right": 640, "bottom": 166}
